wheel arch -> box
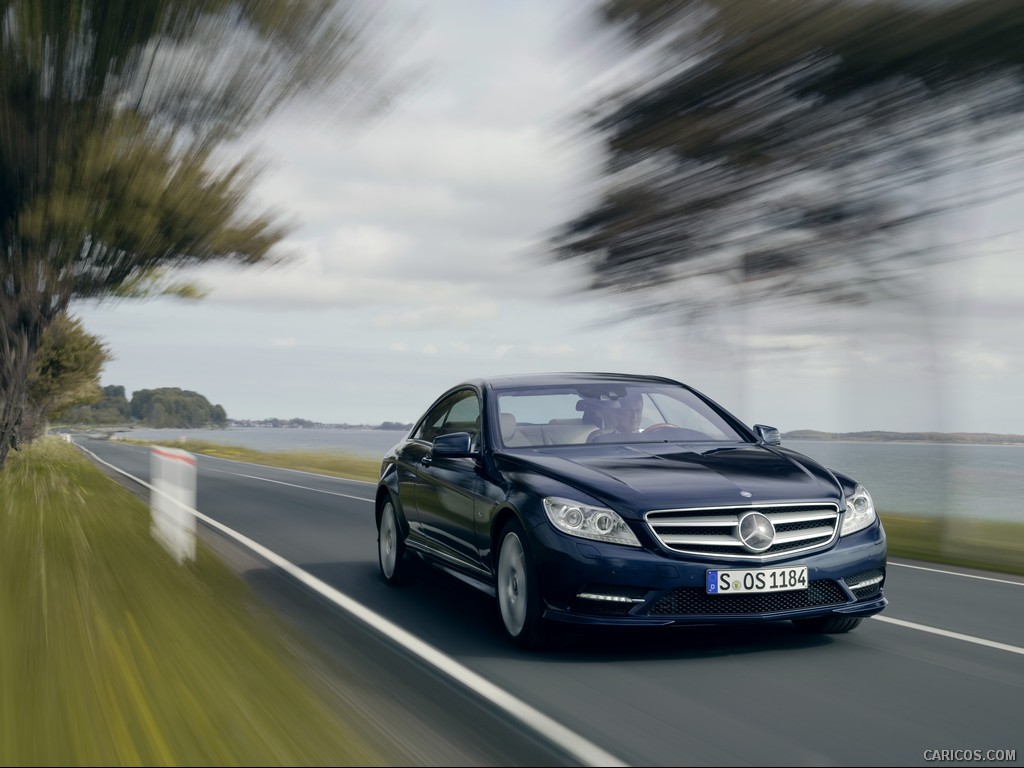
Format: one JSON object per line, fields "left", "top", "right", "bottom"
{"left": 490, "top": 504, "right": 525, "bottom": 567}
{"left": 375, "top": 472, "right": 409, "bottom": 538}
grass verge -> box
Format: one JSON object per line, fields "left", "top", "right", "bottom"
{"left": 120, "top": 437, "right": 381, "bottom": 483}
{"left": 123, "top": 436, "right": 1024, "bottom": 578}
{"left": 0, "top": 437, "right": 391, "bottom": 765}
{"left": 879, "top": 512, "right": 1024, "bottom": 577}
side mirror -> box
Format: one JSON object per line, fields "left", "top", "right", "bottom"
{"left": 432, "top": 431, "right": 475, "bottom": 457}
{"left": 753, "top": 424, "right": 782, "bottom": 445}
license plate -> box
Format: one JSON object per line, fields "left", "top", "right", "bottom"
{"left": 706, "top": 566, "right": 808, "bottom": 594}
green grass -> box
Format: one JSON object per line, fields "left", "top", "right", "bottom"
{"left": 122, "top": 436, "right": 1024, "bottom": 578}
{"left": 120, "top": 437, "right": 381, "bottom": 483}
{"left": 879, "top": 512, "right": 1024, "bottom": 577}
{"left": 0, "top": 437, "right": 391, "bottom": 766}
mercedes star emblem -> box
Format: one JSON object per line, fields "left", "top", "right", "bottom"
{"left": 738, "top": 511, "right": 776, "bottom": 553}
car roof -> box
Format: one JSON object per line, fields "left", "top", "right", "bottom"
{"left": 463, "top": 372, "right": 686, "bottom": 391}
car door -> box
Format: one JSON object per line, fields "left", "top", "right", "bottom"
{"left": 412, "top": 389, "right": 486, "bottom": 571}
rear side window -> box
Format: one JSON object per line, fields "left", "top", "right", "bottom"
{"left": 413, "top": 390, "right": 481, "bottom": 446}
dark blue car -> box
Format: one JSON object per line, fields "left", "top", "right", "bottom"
{"left": 375, "top": 372, "right": 887, "bottom": 649}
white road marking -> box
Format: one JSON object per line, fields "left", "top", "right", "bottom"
{"left": 889, "top": 560, "right": 1024, "bottom": 587}
{"left": 194, "top": 451, "right": 376, "bottom": 484}
{"left": 871, "top": 615, "right": 1024, "bottom": 656}
{"left": 205, "top": 466, "right": 373, "bottom": 503}
{"left": 74, "top": 440, "right": 630, "bottom": 768}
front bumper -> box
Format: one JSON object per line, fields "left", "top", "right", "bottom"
{"left": 529, "top": 519, "right": 888, "bottom": 628}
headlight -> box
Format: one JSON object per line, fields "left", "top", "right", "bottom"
{"left": 841, "top": 484, "right": 877, "bottom": 536}
{"left": 543, "top": 497, "right": 641, "bottom": 547}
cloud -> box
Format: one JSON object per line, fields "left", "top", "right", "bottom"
{"left": 181, "top": 235, "right": 476, "bottom": 310}
{"left": 950, "top": 345, "right": 1010, "bottom": 377}
{"left": 739, "top": 333, "right": 841, "bottom": 353}
{"left": 197, "top": 3, "right": 600, "bottom": 315}
{"left": 372, "top": 303, "right": 498, "bottom": 330}
{"left": 524, "top": 343, "right": 577, "bottom": 358}
{"left": 69, "top": 0, "right": 1024, "bottom": 435}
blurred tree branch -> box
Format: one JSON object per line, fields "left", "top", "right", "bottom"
{"left": 551, "top": 0, "right": 1024, "bottom": 325}
{"left": 0, "top": 0, "right": 395, "bottom": 467}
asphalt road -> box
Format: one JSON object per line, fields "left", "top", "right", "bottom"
{"left": 76, "top": 435, "right": 1024, "bottom": 767}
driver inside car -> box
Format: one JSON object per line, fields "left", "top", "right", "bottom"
{"left": 587, "top": 394, "right": 643, "bottom": 442}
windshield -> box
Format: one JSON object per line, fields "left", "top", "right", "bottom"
{"left": 494, "top": 383, "right": 749, "bottom": 448}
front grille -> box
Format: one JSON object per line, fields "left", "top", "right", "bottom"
{"left": 645, "top": 579, "right": 848, "bottom": 616}
{"left": 645, "top": 502, "right": 840, "bottom": 561}
{"left": 845, "top": 568, "right": 885, "bottom": 600}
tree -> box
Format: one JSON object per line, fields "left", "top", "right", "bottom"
{"left": 99, "top": 385, "right": 133, "bottom": 422}
{"left": 22, "top": 313, "right": 111, "bottom": 440}
{"left": 130, "top": 387, "right": 227, "bottom": 428}
{"left": 551, "top": 0, "right": 1024, "bottom": 324}
{"left": 60, "top": 384, "right": 131, "bottom": 425}
{"left": 0, "top": 0, "right": 388, "bottom": 468}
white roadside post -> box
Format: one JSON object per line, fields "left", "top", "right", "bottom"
{"left": 150, "top": 446, "right": 197, "bottom": 563}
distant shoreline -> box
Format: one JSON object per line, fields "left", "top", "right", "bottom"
{"left": 64, "top": 423, "right": 1024, "bottom": 446}
{"left": 784, "top": 430, "right": 1024, "bottom": 446}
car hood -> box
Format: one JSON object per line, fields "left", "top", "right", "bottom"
{"left": 499, "top": 443, "right": 843, "bottom": 513}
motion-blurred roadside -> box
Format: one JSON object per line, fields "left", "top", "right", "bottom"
{"left": 1, "top": 436, "right": 570, "bottom": 765}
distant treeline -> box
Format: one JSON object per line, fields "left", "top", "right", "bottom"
{"left": 785, "top": 430, "right": 1024, "bottom": 445}
{"left": 63, "top": 392, "right": 412, "bottom": 431}
{"left": 230, "top": 418, "right": 413, "bottom": 430}
{"left": 61, "top": 386, "right": 227, "bottom": 429}
{"left": 378, "top": 421, "right": 412, "bottom": 431}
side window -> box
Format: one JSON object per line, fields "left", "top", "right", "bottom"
{"left": 412, "top": 390, "right": 481, "bottom": 446}
{"left": 413, "top": 395, "right": 458, "bottom": 442}
{"left": 442, "top": 391, "right": 481, "bottom": 448}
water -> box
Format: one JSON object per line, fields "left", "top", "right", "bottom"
{"left": 115, "top": 428, "right": 1024, "bottom": 523}
{"left": 117, "top": 427, "right": 408, "bottom": 458}
{"left": 785, "top": 439, "right": 1023, "bottom": 523}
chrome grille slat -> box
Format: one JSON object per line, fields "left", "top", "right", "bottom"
{"left": 661, "top": 534, "right": 747, "bottom": 547}
{"left": 774, "top": 526, "right": 836, "bottom": 544}
{"left": 645, "top": 502, "right": 841, "bottom": 560}
{"left": 765, "top": 510, "right": 837, "bottom": 524}
{"left": 655, "top": 515, "right": 739, "bottom": 527}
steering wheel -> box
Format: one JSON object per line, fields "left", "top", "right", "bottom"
{"left": 642, "top": 423, "right": 679, "bottom": 433}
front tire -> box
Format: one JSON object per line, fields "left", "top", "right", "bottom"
{"left": 496, "top": 519, "right": 550, "bottom": 650}
{"left": 378, "top": 498, "right": 410, "bottom": 585}
{"left": 792, "top": 616, "right": 862, "bottom": 634}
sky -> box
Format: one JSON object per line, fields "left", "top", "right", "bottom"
{"left": 72, "top": 0, "right": 1024, "bottom": 434}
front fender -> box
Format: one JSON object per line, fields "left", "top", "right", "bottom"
{"left": 376, "top": 463, "right": 410, "bottom": 537}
